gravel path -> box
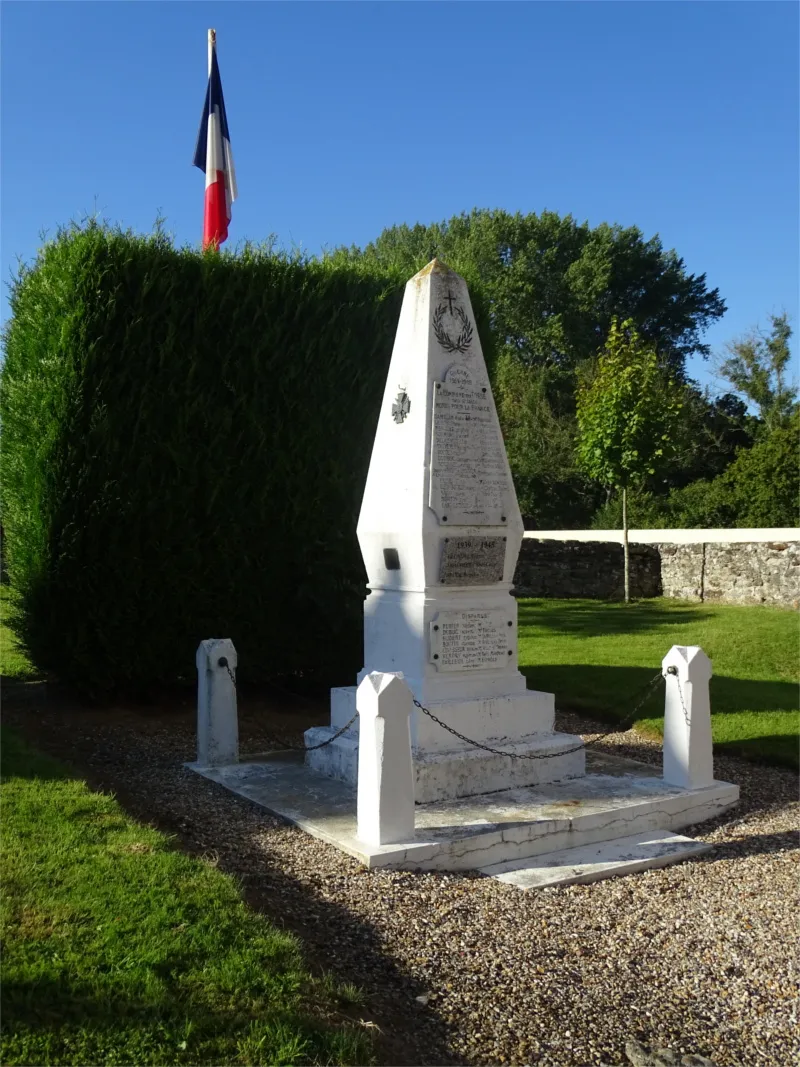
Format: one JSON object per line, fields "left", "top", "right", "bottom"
{"left": 6, "top": 690, "right": 798, "bottom": 1067}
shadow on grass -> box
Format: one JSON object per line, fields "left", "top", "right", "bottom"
{"left": 1, "top": 720, "right": 459, "bottom": 1067}
{"left": 1, "top": 974, "right": 365, "bottom": 1067}
{"left": 713, "top": 736, "right": 799, "bottom": 769}
{"left": 517, "top": 598, "right": 713, "bottom": 636}
{"left": 0, "top": 726, "right": 68, "bottom": 781}
{"left": 523, "top": 664, "right": 798, "bottom": 716}
{"left": 523, "top": 664, "right": 799, "bottom": 771}
{"left": 3, "top": 691, "right": 797, "bottom": 1067}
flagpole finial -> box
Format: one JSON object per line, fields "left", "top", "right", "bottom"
{"left": 207, "top": 28, "right": 216, "bottom": 75}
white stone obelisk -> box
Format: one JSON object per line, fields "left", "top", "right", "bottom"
{"left": 306, "top": 260, "right": 584, "bottom": 801}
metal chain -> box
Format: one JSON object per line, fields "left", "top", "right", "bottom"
{"left": 240, "top": 714, "right": 361, "bottom": 757}
{"left": 412, "top": 669, "right": 665, "bottom": 761}
{"left": 218, "top": 653, "right": 668, "bottom": 760}
{"left": 576, "top": 670, "right": 667, "bottom": 747}
{"left": 665, "top": 665, "right": 691, "bottom": 726}
{"left": 217, "top": 656, "right": 358, "bottom": 753}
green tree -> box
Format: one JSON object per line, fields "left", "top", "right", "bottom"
{"left": 716, "top": 411, "right": 798, "bottom": 526}
{"left": 719, "top": 313, "right": 797, "bottom": 431}
{"left": 591, "top": 413, "right": 799, "bottom": 530}
{"left": 334, "top": 209, "right": 725, "bottom": 527}
{"left": 336, "top": 208, "right": 726, "bottom": 376}
{"left": 493, "top": 355, "right": 600, "bottom": 526}
{"left": 576, "top": 318, "right": 683, "bottom": 599}
{"left": 664, "top": 389, "right": 758, "bottom": 491}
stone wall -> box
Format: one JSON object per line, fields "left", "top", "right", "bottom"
{"left": 514, "top": 537, "right": 799, "bottom": 607}
{"left": 514, "top": 540, "right": 662, "bottom": 600}
{"left": 659, "top": 540, "right": 799, "bottom": 606}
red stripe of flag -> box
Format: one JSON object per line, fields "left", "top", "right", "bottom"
{"left": 193, "top": 38, "right": 237, "bottom": 250}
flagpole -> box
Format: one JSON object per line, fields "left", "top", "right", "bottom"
{"left": 208, "top": 28, "right": 215, "bottom": 76}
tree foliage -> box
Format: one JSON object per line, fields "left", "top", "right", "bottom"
{"left": 335, "top": 208, "right": 726, "bottom": 527}
{"left": 337, "top": 208, "right": 726, "bottom": 377}
{"left": 663, "top": 390, "right": 758, "bottom": 491}
{"left": 493, "top": 356, "right": 599, "bottom": 526}
{"left": 718, "top": 313, "right": 797, "bottom": 431}
{"left": 593, "top": 411, "right": 799, "bottom": 529}
{"left": 575, "top": 318, "right": 684, "bottom": 492}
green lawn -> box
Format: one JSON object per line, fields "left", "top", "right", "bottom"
{"left": 518, "top": 598, "right": 799, "bottom": 769}
{"left": 0, "top": 729, "right": 372, "bottom": 1066}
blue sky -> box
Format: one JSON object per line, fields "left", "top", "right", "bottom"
{"left": 2, "top": 1, "right": 797, "bottom": 389}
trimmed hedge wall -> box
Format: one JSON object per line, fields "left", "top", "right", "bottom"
{"left": 2, "top": 224, "right": 484, "bottom": 695}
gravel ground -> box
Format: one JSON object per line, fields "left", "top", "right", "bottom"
{"left": 5, "top": 687, "right": 798, "bottom": 1067}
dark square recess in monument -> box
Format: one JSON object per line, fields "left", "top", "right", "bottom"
{"left": 383, "top": 548, "right": 401, "bottom": 570}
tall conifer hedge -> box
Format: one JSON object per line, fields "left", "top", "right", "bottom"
{"left": 1, "top": 223, "right": 428, "bottom": 695}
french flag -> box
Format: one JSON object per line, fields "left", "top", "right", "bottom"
{"left": 193, "top": 38, "right": 237, "bottom": 250}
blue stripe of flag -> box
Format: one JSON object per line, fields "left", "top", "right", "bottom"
{"left": 192, "top": 47, "right": 232, "bottom": 170}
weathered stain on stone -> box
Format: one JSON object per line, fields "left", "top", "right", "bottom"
{"left": 413, "top": 257, "right": 454, "bottom": 281}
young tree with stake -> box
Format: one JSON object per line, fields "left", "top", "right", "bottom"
{"left": 576, "top": 318, "right": 683, "bottom": 601}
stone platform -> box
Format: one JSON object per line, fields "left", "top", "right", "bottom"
{"left": 306, "top": 684, "right": 585, "bottom": 803}
{"left": 188, "top": 749, "right": 738, "bottom": 883}
{"left": 305, "top": 726, "right": 585, "bottom": 804}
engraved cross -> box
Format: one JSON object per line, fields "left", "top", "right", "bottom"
{"left": 444, "top": 290, "right": 457, "bottom": 315}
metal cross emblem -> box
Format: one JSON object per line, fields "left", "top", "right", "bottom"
{"left": 392, "top": 391, "right": 411, "bottom": 424}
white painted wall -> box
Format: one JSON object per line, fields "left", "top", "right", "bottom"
{"left": 523, "top": 528, "right": 798, "bottom": 545}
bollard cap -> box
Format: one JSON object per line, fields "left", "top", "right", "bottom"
{"left": 356, "top": 671, "right": 412, "bottom": 718}
{"left": 662, "top": 645, "right": 711, "bottom": 682}
{"left": 196, "top": 638, "right": 238, "bottom": 671}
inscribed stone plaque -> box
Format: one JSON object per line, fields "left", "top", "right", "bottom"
{"left": 429, "top": 609, "right": 512, "bottom": 671}
{"left": 439, "top": 536, "right": 506, "bottom": 585}
{"left": 429, "top": 382, "right": 512, "bottom": 526}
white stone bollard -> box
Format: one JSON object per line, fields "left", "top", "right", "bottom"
{"left": 356, "top": 672, "right": 415, "bottom": 846}
{"left": 662, "top": 645, "right": 714, "bottom": 789}
{"left": 196, "top": 639, "right": 239, "bottom": 767}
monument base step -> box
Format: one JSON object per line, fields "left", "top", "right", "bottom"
{"left": 188, "top": 750, "right": 738, "bottom": 878}
{"left": 304, "top": 727, "right": 585, "bottom": 802}
{"left": 478, "top": 830, "right": 712, "bottom": 889}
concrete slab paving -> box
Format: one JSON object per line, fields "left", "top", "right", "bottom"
{"left": 479, "top": 830, "right": 713, "bottom": 889}
{"left": 188, "top": 750, "right": 738, "bottom": 875}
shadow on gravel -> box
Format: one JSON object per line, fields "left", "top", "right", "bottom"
{"left": 3, "top": 696, "right": 460, "bottom": 1067}
{"left": 696, "top": 830, "right": 799, "bottom": 862}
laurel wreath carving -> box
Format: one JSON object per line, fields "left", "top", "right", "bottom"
{"left": 432, "top": 303, "right": 474, "bottom": 353}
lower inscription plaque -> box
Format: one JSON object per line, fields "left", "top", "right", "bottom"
{"left": 429, "top": 609, "right": 512, "bottom": 671}
{"left": 439, "top": 536, "right": 506, "bottom": 585}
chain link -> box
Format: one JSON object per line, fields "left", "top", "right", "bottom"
{"left": 217, "top": 656, "right": 358, "bottom": 753}
{"left": 218, "top": 653, "right": 668, "bottom": 760}
{"left": 412, "top": 670, "right": 665, "bottom": 762}
{"left": 665, "top": 666, "right": 691, "bottom": 726}
{"left": 304, "top": 712, "right": 359, "bottom": 750}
